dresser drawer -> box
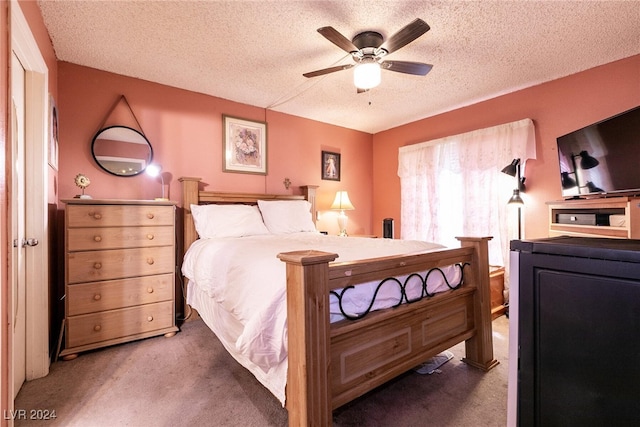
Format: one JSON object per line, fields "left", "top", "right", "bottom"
{"left": 67, "top": 226, "right": 174, "bottom": 251}
{"left": 66, "top": 301, "right": 175, "bottom": 348}
{"left": 67, "top": 204, "right": 174, "bottom": 228}
{"left": 67, "top": 246, "right": 175, "bottom": 284}
{"left": 67, "top": 273, "right": 174, "bottom": 316}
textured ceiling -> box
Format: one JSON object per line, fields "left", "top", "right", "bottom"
{"left": 38, "top": 1, "right": 640, "bottom": 134}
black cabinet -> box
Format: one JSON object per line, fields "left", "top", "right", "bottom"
{"left": 510, "top": 237, "right": 640, "bottom": 427}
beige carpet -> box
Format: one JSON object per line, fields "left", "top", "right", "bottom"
{"left": 15, "top": 316, "right": 509, "bottom": 426}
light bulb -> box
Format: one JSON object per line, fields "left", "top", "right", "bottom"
{"left": 354, "top": 61, "right": 381, "bottom": 90}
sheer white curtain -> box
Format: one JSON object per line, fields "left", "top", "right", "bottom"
{"left": 398, "top": 119, "right": 536, "bottom": 278}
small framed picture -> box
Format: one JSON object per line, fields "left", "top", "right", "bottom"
{"left": 48, "top": 94, "right": 59, "bottom": 170}
{"left": 222, "top": 115, "right": 267, "bottom": 175}
{"left": 322, "top": 151, "right": 340, "bottom": 181}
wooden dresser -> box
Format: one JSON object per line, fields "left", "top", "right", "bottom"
{"left": 59, "top": 199, "right": 179, "bottom": 359}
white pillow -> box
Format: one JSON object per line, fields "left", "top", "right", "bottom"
{"left": 190, "top": 204, "right": 269, "bottom": 238}
{"left": 257, "top": 199, "right": 317, "bottom": 234}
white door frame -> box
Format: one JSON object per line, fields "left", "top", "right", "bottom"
{"left": 11, "top": 50, "right": 26, "bottom": 399}
{"left": 11, "top": 0, "right": 50, "bottom": 382}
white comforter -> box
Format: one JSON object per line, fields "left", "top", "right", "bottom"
{"left": 182, "top": 232, "right": 459, "bottom": 403}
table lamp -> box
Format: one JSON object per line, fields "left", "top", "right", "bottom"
{"left": 330, "top": 191, "right": 355, "bottom": 236}
{"left": 146, "top": 164, "right": 168, "bottom": 200}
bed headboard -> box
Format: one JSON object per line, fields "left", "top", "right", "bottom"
{"left": 178, "top": 177, "right": 318, "bottom": 256}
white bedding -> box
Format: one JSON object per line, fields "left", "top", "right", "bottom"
{"left": 182, "top": 232, "right": 461, "bottom": 405}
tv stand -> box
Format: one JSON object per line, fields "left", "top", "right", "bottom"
{"left": 548, "top": 196, "right": 640, "bottom": 239}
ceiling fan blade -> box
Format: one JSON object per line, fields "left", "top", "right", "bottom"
{"left": 380, "top": 18, "right": 430, "bottom": 54}
{"left": 303, "top": 64, "right": 354, "bottom": 78}
{"left": 381, "top": 60, "right": 433, "bottom": 76}
{"left": 317, "top": 26, "right": 359, "bottom": 53}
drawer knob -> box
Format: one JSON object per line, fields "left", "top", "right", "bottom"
{"left": 93, "top": 235, "right": 102, "bottom": 242}
{"left": 147, "top": 316, "right": 154, "bottom": 322}
{"left": 93, "top": 325, "right": 101, "bottom": 332}
{"left": 147, "top": 258, "right": 154, "bottom": 265}
{"left": 147, "top": 234, "right": 154, "bottom": 240}
{"left": 147, "top": 213, "right": 155, "bottom": 219}
{"left": 93, "top": 262, "right": 102, "bottom": 270}
{"left": 90, "top": 212, "right": 102, "bottom": 220}
{"left": 147, "top": 287, "right": 154, "bottom": 294}
{"left": 93, "top": 294, "right": 101, "bottom": 301}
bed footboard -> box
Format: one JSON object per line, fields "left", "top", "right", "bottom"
{"left": 278, "top": 236, "right": 497, "bottom": 427}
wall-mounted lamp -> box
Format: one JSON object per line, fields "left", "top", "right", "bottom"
{"left": 145, "top": 164, "right": 168, "bottom": 201}
{"left": 330, "top": 191, "right": 355, "bottom": 236}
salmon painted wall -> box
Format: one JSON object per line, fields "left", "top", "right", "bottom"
{"left": 56, "top": 63, "right": 374, "bottom": 236}
{"left": 373, "top": 55, "right": 640, "bottom": 241}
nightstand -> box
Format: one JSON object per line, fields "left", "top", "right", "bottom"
{"left": 489, "top": 266, "right": 506, "bottom": 319}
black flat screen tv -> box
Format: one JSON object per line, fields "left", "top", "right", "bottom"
{"left": 556, "top": 106, "right": 640, "bottom": 198}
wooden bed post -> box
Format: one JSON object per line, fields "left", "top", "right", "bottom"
{"left": 277, "top": 250, "right": 339, "bottom": 427}
{"left": 178, "top": 176, "right": 201, "bottom": 256}
{"left": 456, "top": 236, "right": 499, "bottom": 371}
{"left": 300, "top": 185, "right": 318, "bottom": 222}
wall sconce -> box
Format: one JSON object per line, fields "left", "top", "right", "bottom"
{"left": 146, "top": 164, "right": 168, "bottom": 200}
{"left": 330, "top": 191, "right": 355, "bottom": 236}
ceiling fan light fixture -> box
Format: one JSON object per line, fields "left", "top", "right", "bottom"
{"left": 353, "top": 61, "right": 381, "bottom": 90}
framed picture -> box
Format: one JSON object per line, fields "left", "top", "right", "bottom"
{"left": 222, "top": 115, "right": 267, "bottom": 175}
{"left": 322, "top": 151, "right": 340, "bottom": 181}
{"left": 48, "top": 94, "right": 59, "bottom": 170}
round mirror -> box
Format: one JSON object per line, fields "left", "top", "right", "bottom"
{"left": 91, "top": 125, "right": 153, "bottom": 177}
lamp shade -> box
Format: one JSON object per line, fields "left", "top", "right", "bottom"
{"left": 353, "top": 61, "right": 381, "bottom": 90}
{"left": 145, "top": 164, "right": 167, "bottom": 200}
{"left": 578, "top": 151, "right": 599, "bottom": 169}
{"left": 586, "top": 181, "right": 604, "bottom": 193}
{"left": 508, "top": 189, "right": 524, "bottom": 206}
{"left": 331, "top": 191, "right": 355, "bottom": 211}
{"left": 561, "top": 172, "right": 577, "bottom": 189}
{"left": 501, "top": 158, "right": 520, "bottom": 177}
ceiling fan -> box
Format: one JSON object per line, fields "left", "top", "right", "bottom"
{"left": 303, "top": 18, "right": 433, "bottom": 91}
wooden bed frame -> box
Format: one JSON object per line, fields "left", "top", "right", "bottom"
{"left": 179, "top": 177, "right": 498, "bottom": 426}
